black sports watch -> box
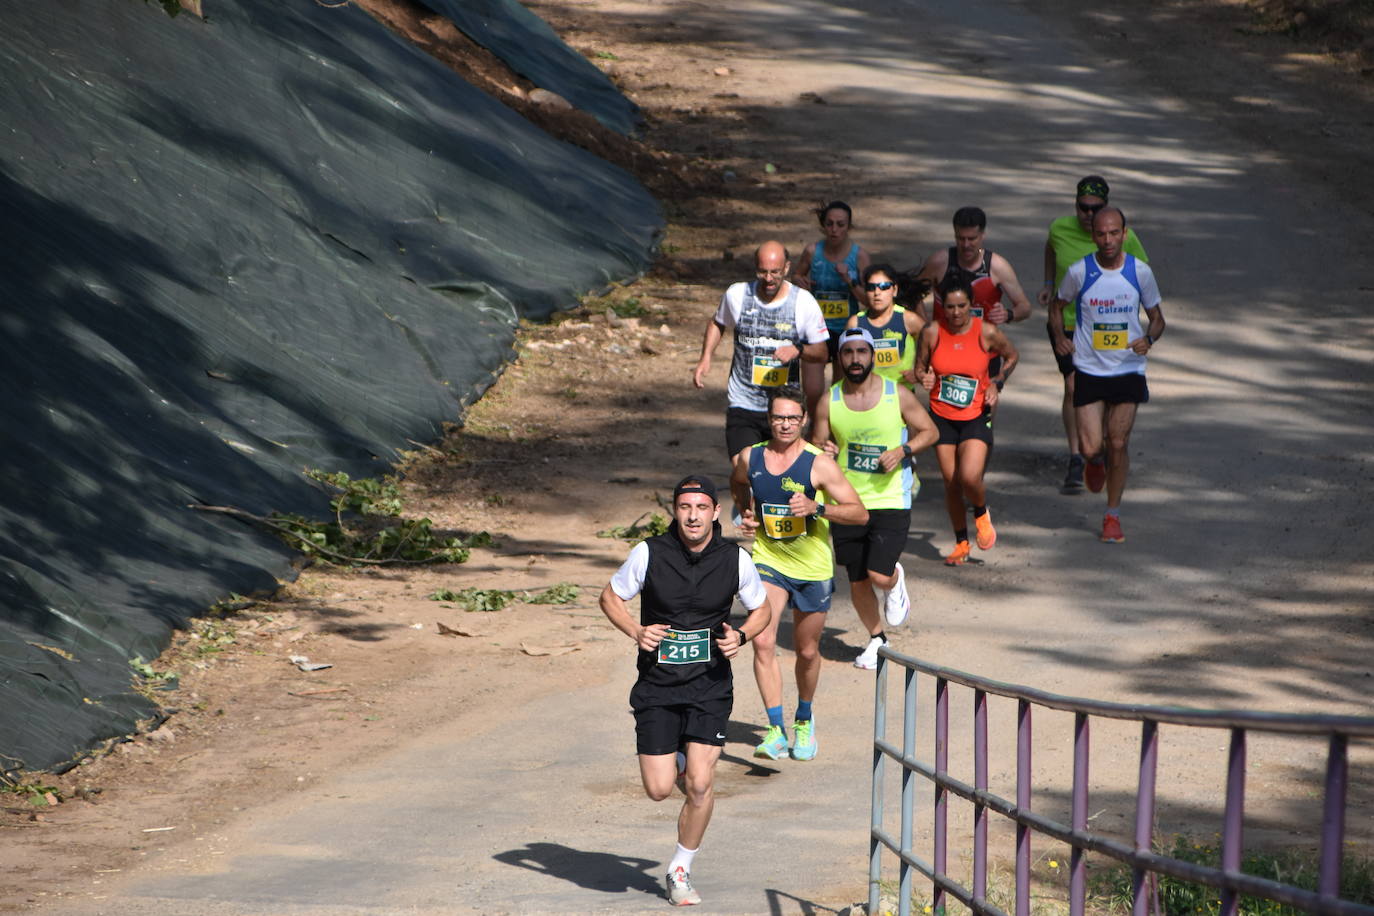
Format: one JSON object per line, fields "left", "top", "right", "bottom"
{"left": 813, "top": 503, "right": 826, "bottom": 519}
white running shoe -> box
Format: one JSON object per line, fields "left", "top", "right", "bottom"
{"left": 854, "top": 635, "right": 885, "bottom": 669}
{"left": 666, "top": 866, "right": 701, "bottom": 906}
{"left": 884, "top": 562, "right": 910, "bottom": 627}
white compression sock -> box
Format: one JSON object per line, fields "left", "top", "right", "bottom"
{"left": 669, "top": 842, "right": 698, "bottom": 874}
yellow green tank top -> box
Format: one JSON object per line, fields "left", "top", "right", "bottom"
{"left": 828, "top": 378, "right": 911, "bottom": 510}
{"left": 747, "top": 442, "right": 834, "bottom": 581}
{"left": 855, "top": 306, "right": 915, "bottom": 385}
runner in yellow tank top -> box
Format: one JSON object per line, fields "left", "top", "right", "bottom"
{"left": 729, "top": 386, "right": 867, "bottom": 761}
{"left": 811, "top": 328, "right": 938, "bottom": 669}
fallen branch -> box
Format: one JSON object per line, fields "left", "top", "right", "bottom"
{"left": 189, "top": 504, "right": 460, "bottom": 567}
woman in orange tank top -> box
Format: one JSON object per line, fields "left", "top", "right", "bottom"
{"left": 916, "top": 278, "right": 1018, "bottom": 566}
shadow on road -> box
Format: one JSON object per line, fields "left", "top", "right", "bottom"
{"left": 764, "top": 886, "right": 846, "bottom": 915}
{"left": 492, "top": 841, "right": 663, "bottom": 896}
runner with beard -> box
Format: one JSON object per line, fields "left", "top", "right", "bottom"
{"left": 600, "top": 475, "right": 771, "bottom": 907}
{"left": 811, "top": 328, "right": 938, "bottom": 669}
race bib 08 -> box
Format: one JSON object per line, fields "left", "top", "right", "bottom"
{"left": 752, "top": 355, "right": 788, "bottom": 387}
{"left": 761, "top": 503, "right": 805, "bottom": 540}
{"left": 1092, "top": 322, "right": 1128, "bottom": 350}
{"left": 937, "top": 374, "right": 979, "bottom": 408}
{"left": 658, "top": 628, "right": 711, "bottom": 665}
{"left": 847, "top": 442, "right": 884, "bottom": 474}
{"left": 872, "top": 337, "right": 900, "bottom": 368}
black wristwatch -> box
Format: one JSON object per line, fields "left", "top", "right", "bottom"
{"left": 901, "top": 443, "right": 914, "bottom": 458}
{"left": 737, "top": 628, "right": 749, "bottom": 645}
{"left": 813, "top": 503, "right": 826, "bottom": 519}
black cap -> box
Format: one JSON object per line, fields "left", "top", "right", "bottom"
{"left": 672, "top": 474, "right": 718, "bottom": 504}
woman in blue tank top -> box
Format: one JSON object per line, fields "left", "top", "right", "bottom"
{"left": 790, "top": 201, "right": 871, "bottom": 358}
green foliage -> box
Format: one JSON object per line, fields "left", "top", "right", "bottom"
{"left": 260, "top": 469, "right": 489, "bottom": 566}
{"left": 142, "top": 0, "right": 182, "bottom": 17}
{"left": 592, "top": 50, "right": 620, "bottom": 60}
{"left": 306, "top": 469, "right": 404, "bottom": 519}
{"left": 597, "top": 512, "right": 669, "bottom": 541}
{"left": 610, "top": 296, "right": 645, "bottom": 318}
{"left": 0, "top": 779, "right": 62, "bottom": 807}
{"left": 429, "top": 587, "right": 515, "bottom": 612}
{"left": 526, "top": 583, "right": 580, "bottom": 604}
{"left": 129, "top": 655, "right": 174, "bottom": 683}
{"left": 188, "top": 618, "right": 237, "bottom": 658}
{"left": 1090, "top": 835, "right": 1374, "bottom": 915}
{"left": 270, "top": 513, "right": 480, "bottom": 566}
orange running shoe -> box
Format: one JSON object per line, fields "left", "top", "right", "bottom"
{"left": 944, "top": 540, "right": 972, "bottom": 566}
{"left": 1084, "top": 457, "right": 1106, "bottom": 493}
{"left": 1100, "top": 514, "right": 1125, "bottom": 543}
{"left": 974, "top": 510, "right": 997, "bottom": 550}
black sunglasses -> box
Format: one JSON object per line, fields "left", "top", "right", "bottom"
{"left": 1077, "top": 201, "right": 1106, "bottom": 214}
{"left": 864, "top": 281, "right": 895, "bottom": 291}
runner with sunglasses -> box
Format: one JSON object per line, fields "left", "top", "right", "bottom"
{"left": 847, "top": 264, "right": 926, "bottom": 387}
{"left": 848, "top": 264, "right": 929, "bottom": 497}
{"left": 1037, "top": 176, "right": 1149, "bottom": 493}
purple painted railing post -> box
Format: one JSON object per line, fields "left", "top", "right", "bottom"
{"left": 974, "top": 689, "right": 988, "bottom": 907}
{"left": 902, "top": 665, "right": 918, "bottom": 916}
{"left": 869, "top": 651, "right": 887, "bottom": 916}
{"left": 1070, "top": 712, "right": 1089, "bottom": 916}
{"left": 1318, "top": 732, "right": 1349, "bottom": 901}
{"left": 934, "top": 678, "right": 949, "bottom": 912}
{"left": 1132, "top": 719, "right": 1159, "bottom": 916}
{"left": 1016, "top": 698, "right": 1032, "bottom": 916}
{"left": 1220, "top": 728, "right": 1247, "bottom": 916}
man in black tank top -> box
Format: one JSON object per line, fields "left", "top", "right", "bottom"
{"left": 599, "top": 475, "right": 770, "bottom": 906}
{"left": 915, "top": 206, "right": 1034, "bottom": 328}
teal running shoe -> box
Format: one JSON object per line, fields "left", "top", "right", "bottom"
{"left": 791, "top": 719, "right": 817, "bottom": 761}
{"left": 754, "top": 724, "right": 788, "bottom": 760}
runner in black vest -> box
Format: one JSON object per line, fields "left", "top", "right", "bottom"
{"left": 599, "top": 475, "right": 769, "bottom": 907}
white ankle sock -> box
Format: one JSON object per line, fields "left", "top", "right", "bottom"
{"left": 669, "top": 842, "right": 698, "bottom": 873}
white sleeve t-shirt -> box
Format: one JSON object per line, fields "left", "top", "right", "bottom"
{"left": 610, "top": 541, "right": 768, "bottom": 611}
{"left": 711, "top": 282, "right": 828, "bottom": 346}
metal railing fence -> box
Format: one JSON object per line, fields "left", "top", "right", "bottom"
{"left": 869, "top": 648, "right": 1374, "bottom": 916}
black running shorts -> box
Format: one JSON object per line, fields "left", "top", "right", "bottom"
{"left": 633, "top": 695, "right": 732, "bottom": 756}
{"left": 932, "top": 410, "right": 994, "bottom": 447}
{"left": 1072, "top": 370, "right": 1149, "bottom": 407}
{"left": 830, "top": 508, "right": 910, "bottom": 582}
{"left": 725, "top": 407, "right": 771, "bottom": 460}
{"left": 1046, "top": 324, "right": 1076, "bottom": 377}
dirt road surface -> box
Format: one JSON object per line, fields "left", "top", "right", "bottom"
{"left": 6, "top": 0, "right": 1373, "bottom": 913}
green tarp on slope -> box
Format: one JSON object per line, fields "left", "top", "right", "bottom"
{"left": 0, "top": 0, "right": 660, "bottom": 771}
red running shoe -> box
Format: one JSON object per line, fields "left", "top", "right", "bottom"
{"left": 1084, "top": 458, "right": 1106, "bottom": 493}
{"left": 1100, "top": 514, "right": 1125, "bottom": 543}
